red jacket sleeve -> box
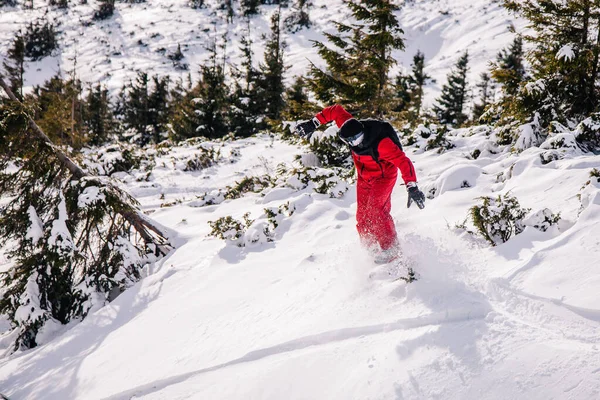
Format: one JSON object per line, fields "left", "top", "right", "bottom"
{"left": 378, "top": 138, "right": 417, "bottom": 184}
{"left": 315, "top": 105, "right": 353, "bottom": 128}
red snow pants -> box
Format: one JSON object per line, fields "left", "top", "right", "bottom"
{"left": 356, "top": 172, "right": 398, "bottom": 251}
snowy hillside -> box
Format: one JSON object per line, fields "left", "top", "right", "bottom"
{"left": 0, "top": 124, "right": 599, "bottom": 398}
{"left": 0, "top": 0, "right": 523, "bottom": 106}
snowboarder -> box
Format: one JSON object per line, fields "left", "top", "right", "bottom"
{"left": 295, "top": 105, "right": 426, "bottom": 264}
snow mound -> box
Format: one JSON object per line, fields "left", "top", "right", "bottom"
{"left": 427, "top": 164, "right": 482, "bottom": 198}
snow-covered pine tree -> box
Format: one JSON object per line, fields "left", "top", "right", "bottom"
{"left": 2, "top": 34, "right": 25, "bottom": 101}
{"left": 257, "top": 7, "right": 287, "bottom": 122}
{"left": 23, "top": 20, "right": 58, "bottom": 61}
{"left": 119, "top": 73, "right": 170, "bottom": 145}
{"left": 94, "top": 0, "right": 116, "bottom": 21}
{"left": 29, "top": 75, "right": 86, "bottom": 148}
{"left": 283, "top": 76, "right": 313, "bottom": 121}
{"left": 0, "top": 76, "right": 171, "bottom": 351}
{"left": 168, "top": 75, "right": 202, "bottom": 140}
{"left": 192, "top": 36, "right": 229, "bottom": 139}
{"left": 433, "top": 51, "right": 470, "bottom": 126}
{"left": 0, "top": 0, "right": 18, "bottom": 7}
{"left": 406, "top": 50, "right": 433, "bottom": 121}
{"left": 472, "top": 72, "right": 495, "bottom": 122}
{"left": 82, "top": 83, "right": 114, "bottom": 146}
{"left": 229, "top": 17, "right": 263, "bottom": 137}
{"left": 491, "top": 36, "right": 526, "bottom": 98}
{"left": 189, "top": 0, "right": 205, "bottom": 9}
{"left": 308, "top": 0, "right": 404, "bottom": 117}
{"left": 504, "top": 0, "right": 600, "bottom": 118}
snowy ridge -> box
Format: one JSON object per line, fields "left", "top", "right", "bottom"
{"left": 0, "top": 126, "right": 599, "bottom": 398}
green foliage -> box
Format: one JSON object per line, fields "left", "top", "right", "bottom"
{"left": 28, "top": 75, "right": 86, "bottom": 149}
{"left": 2, "top": 34, "right": 26, "bottom": 100}
{"left": 308, "top": 0, "right": 404, "bottom": 117}
{"left": 425, "top": 124, "right": 455, "bottom": 153}
{"left": 224, "top": 175, "right": 274, "bottom": 199}
{"left": 433, "top": 51, "right": 470, "bottom": 126}
{"left": 0, "top": 125, "right": 155, "bottom": 350}
{"left": 183, "top": 147, "right": 221, "bottom": 171}
{"left": 23, "top": 20, "right": 58, "bottom": 61}
{"left": 118, "top": 72, "right": 171, "bottom": 145}
{"left": 402, "top": 50, "right": 433, "bottom": 121}
{"left": 469, "top": 193, "right": 530, "bottom": 246}
{"left": 256, "top": 10, "right": 288, "bottom": 122}
{"left": 491, "top": 36, "right": 526, "bottom": 98}
{"left": 472, "top": 72, "right": 495, "bottom": 122}
{"left": 574, "top": 113, "right": 600, "bottom": 152}
{"left": 308, "top": 135, "right": 351, "bottom": 168}
{"left": 82, "top": 83, "right": 114, "bottom": 146}
{"left": 503, "top": 1, "right": 600, "bottom": 122}
{"left": 208, "top": 214, "right": 251, "bottom": 242}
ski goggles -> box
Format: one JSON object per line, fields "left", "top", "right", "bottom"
{"left": 340, "top": 131, "right": 364, "bottom": 147}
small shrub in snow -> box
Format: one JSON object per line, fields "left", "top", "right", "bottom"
{"left": 83, "top": 144, "right": 152, "bottom": 176}
{"left": 523, "top": 208, "right": 561, "bottom": 232}
{"left": 183, "top": 147, "right": 220, "bottom": 171}
{"left": 425, "top": 124, "right": 456, "bottom": 153}
{"left": 308, "top": 135, "right": 352, "bottom": 168}
{"left": 224, "top": 175, "right": 274, "bottom": 200}
{"left": 284, "top": 166, "right": 352, "bottom": 198}
{"left": 208, "top": 213, "right": 253, "bottom": 245}
{"left": 574, "top": 113, "right": 600, "bottom": 153}
{"left": 470, "top": 193, "right": 530, "bottom": 246}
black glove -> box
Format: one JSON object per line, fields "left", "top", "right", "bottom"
{"left": 295, "top": 117, "right": 321, "bottom": 139}
{"left": 407, "top": 183, "right": 425, "bottom": 209}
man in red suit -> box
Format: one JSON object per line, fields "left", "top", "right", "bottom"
{"left": 295, "top": 105, "right": 425, "bottom": 264}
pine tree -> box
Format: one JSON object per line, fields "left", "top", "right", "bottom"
{"left": 0, "top": 76, "right": 171, "bottom": 351}
{"left": 229, "top": 18, "right": 263, "bottom": 136}
{"left": 285, "top": 0, "right": 312, "bottom": 33}
{"left": 28, "top": 75, "right": 86, "bottom": 148}
{"left": 504, "top": 0, "right": 600, "bottom": 117}
{"left": 283, "top": 76, "right": 314, "bottom": 121}
{"left": 242, "top": 0, "right": 260, "bottom": 16}
{"left": 168, "top": 75, "right": 201, "bottom": 140}
{"left": 193, "top": 38, "right": 229, "bottom": 139}
{"left": 23, "top": 20, "right": 58, "bottom": 61}
{"left": 256, "top": 8, "right": 287, "bottom": 121}
{"left": 189, "top": 0, "right": 205, "bottom": 9}
{"left": 491, "top": 36, "right": 526, "bottom": 98}
{"left": 93, "top": 0, "right": 115, "bottom": 20}
{"left": 82, "top": 84, "right": 114, "bottom": 145}
{"left": 308, "top": 0, "right": 404, "bottom": 117}
{"left": 393, "top": 74, "right": 411, "bottom": 113}
{"left": 120, "top": 73, "right": 170, "bottom": 144}
{"left": 2, "top": 34, "right": 25, "bottom": 100}
{"left": 406, "top": 50, "right": 432, "bottom": 119}
{"left": 433, "top": 51, "right": 470, "bottom": 126}
{"left": 472, "top": 72, "right": 495, "bottom": 121}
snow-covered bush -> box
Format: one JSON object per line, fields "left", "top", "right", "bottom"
{"left": 425, "top": 124, "right": 456, "bottom": 153}
{"left": 83, "top": 143, "right": 152, "bottom": 176}
{"left": 208, "top": 213, "right": 253, "bottom": 245}
{"left": 522, "top": 208, "right": 561, "bottom": 232}
{"left": 469, "top": 193, "right": 530, "bottom": 246}
{"left": 283, "top": 166, "right": 352, "bottom": 198}
{"left": 183, "top": 147, "right": 221, "bottom": 171}
{"left": 574, "top": 113, "right": 600, "bottom": 152}
{"left": 402, "top": 123, "right": 454, "bottom": 153}
{"left": 224, "top": 175, "right": 274, "bottom": 200}
{"left": 208, "top": 203, "right": 295, "bottom": 247}
{"left": 578, "top": 168, "right": 600, "bottom": 212}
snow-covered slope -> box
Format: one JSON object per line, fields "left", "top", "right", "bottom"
{"left": 0, "top": 0, "right": 522, "bottom": 106}
{"left": 1, "top": 127, "right": 599, "bottom": 399}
